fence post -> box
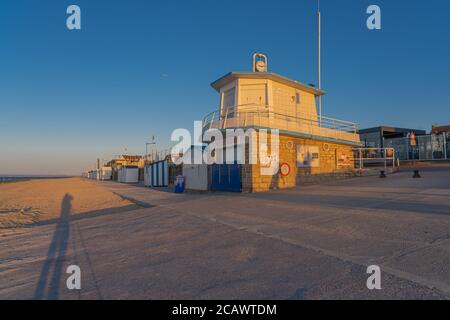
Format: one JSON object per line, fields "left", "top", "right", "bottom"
{"left": 407, "top": 139, "right": 410, "bottom": 161}
{"left": 431, "top": 135, "right": 435, "bottom": 160}
{"left": 443, "top": 133, "right": 447, "bottom": 160}
{"left": 359, "top": 148, "right": 363, "bottom": 172}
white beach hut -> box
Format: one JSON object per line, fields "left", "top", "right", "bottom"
{"left": 100, "top": 167, "right": 112, "bottom": 180}
{"left": 181, "top": 146, "right": 208, "bottom": 191}
{"left": 183, "top": 164, "right": 208, "bottom": 191}
{"left": 118, "top": 166, "right": 139, "bottom": 183}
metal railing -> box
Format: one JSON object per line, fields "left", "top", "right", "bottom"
{"left": 384, "top": 133, "right": 449, "bottom": 161}
{"left": 353, "top": 147, "right": 396, "bottom": 171}
{"left": 202, "top": 104, "right": 359, "bottom": 142}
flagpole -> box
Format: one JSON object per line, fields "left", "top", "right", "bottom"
{"left": 317, "top": 0, "right": 322, "bottom": 127}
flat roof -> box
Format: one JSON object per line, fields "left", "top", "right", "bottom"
{"left": 358, "top": 126, "right": 427, "bottom": 135}
{"left": 432, "top": 125, "right": 450, "bottom": 134}
{"left": 211, "top": 72, "right": 325, "bottom": 96}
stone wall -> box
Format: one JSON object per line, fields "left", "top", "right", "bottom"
{"left": 242, "top": 134, "right": 357, "bottom": 192}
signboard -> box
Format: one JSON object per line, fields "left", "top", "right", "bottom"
{"left": 297, "top": 145, "right": 320, "bottom": 168}
{"left": 336, "top": 149, "right": 352, "bottom": 169}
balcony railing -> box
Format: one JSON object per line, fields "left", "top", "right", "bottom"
{"left": 202, "top": 105, "right": 360, "bottom": 143}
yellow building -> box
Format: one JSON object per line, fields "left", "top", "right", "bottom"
{"left": 108, "top": 155, "right": 144, "bottom": 169}
{"left": 203, "top": 54, "right": 361, "bottom": 192}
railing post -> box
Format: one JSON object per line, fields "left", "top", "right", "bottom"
{"left": 384, "top": 148, "right": 387, "bottom": 169}
{"left": 444, "top": 133, "right": 448, "bottom": 160}
{"left": 393, "top": 149, "right": 395, "bottom": 170}
{"left": 223, "top": 108, "right": 229, "bottom": 129}
{"left": 359, "top": 148, "right": 362, "bottom": 172}
{"left": 407, "top": 139, "right": 410, "bottom": 161}
{"left": 209, "top": 112, "right": 216, "bottom": 129}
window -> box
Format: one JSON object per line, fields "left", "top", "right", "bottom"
{"left": 222, "top": 88, "right": 236, "bottom": 118}
{"left": 295, "top": 92, "right": 301, "bottom": 104}
{"left": 223, "top": 88, "right": 235, "bottom": 109}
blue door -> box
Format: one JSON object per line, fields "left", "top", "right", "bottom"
{"left": 211, "top": 164, "right": 241, "bottom": 192}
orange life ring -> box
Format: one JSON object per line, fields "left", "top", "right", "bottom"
{"left": 280, "top": 163, "right": 290, "bottom": 176}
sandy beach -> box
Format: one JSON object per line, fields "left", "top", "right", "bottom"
{"left": 0, "top": 178, "right": 132, "bottom": 236}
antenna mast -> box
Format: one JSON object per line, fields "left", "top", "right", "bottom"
{"left": 317, "top": 0, "right": 322, "bottom": 126}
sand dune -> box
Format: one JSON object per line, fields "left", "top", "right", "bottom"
{"left": 0, "top": 178, "right": 132, "bottom": 235}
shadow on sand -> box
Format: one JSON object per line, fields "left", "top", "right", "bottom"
{"left": 34, "top": 193, "right": 72, "bottom": 300}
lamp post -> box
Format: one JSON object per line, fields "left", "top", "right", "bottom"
{"left": 145, "top": 136, "right": 156, "bottom": 163}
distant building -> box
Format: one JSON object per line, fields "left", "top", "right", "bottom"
{"left": 107, "top": 155, "right": 144, "bottom": 181}
{"left": 359, "top": 126, "right": 450, "bottom": 161}
{"left": 108, "top": 155, "right": 144, "bottom": 169}
{"left": 358, "top": 126, "right": 426, "bottom": 149}
{"left": 431, "top": 124, "right": 450, "bottom": 135}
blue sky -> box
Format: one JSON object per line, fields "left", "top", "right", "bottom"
{"left": 1, "top": 0, "right": 449, "bottom": 174}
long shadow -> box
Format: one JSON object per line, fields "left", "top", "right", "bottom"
{"left": 28, "top": 204, "right": 142, "bottom": 228}
{"left": 250, "top": 191, "right": 450, "bottom": 217}
{"left": 34, "top": 193, "right": 72, "bottom": 300}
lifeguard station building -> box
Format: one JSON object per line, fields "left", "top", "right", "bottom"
{"left": 202, "top": 54, "right": 361, "bottom": 192}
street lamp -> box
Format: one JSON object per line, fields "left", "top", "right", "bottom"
{"left": 145, "top": 136, "right": 156, "bottom": 163}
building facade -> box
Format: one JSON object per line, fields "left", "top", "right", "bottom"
{"left": 359, "top": 126, "right": 426, "bottom": 149}
{"left": 202, "top": 56, "right": 360, "bottom": 192}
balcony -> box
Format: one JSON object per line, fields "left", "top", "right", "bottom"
{"left": 202, "top": 104, "right": 360, "bottom": 144}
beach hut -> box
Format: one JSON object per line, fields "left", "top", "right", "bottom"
{"left": 183, "top": 164, "right": 208, "bottom": 191}
{"left": 118, "top": 166, "right": 139, "bottom": 183}
{"left": 88, "top": 171, "right": 95, "bottom": 179}
{"left": 144, "top": 160, "right": 169, "bottom": 187}
{"left": 181, "top": 146, "right": 209, "bottom": 191}
{"left": 100, "top": 167, "right": 112, "bottom": 180}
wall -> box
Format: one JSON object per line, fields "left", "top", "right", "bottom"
{"left": 235, "top": 78, "right": 318, "bottom": 121}
{"left": 238, "top": 78, "right": 267, "bottom": 112}
{"left": 271, "top": 80, "right": 318, "bottom": 121}
{"left": 241, "top": 133, "right": 356, "bottom": 192}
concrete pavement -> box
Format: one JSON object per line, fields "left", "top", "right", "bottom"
{"left": 1, "top": 170, "right": 449, "bottom": 299}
